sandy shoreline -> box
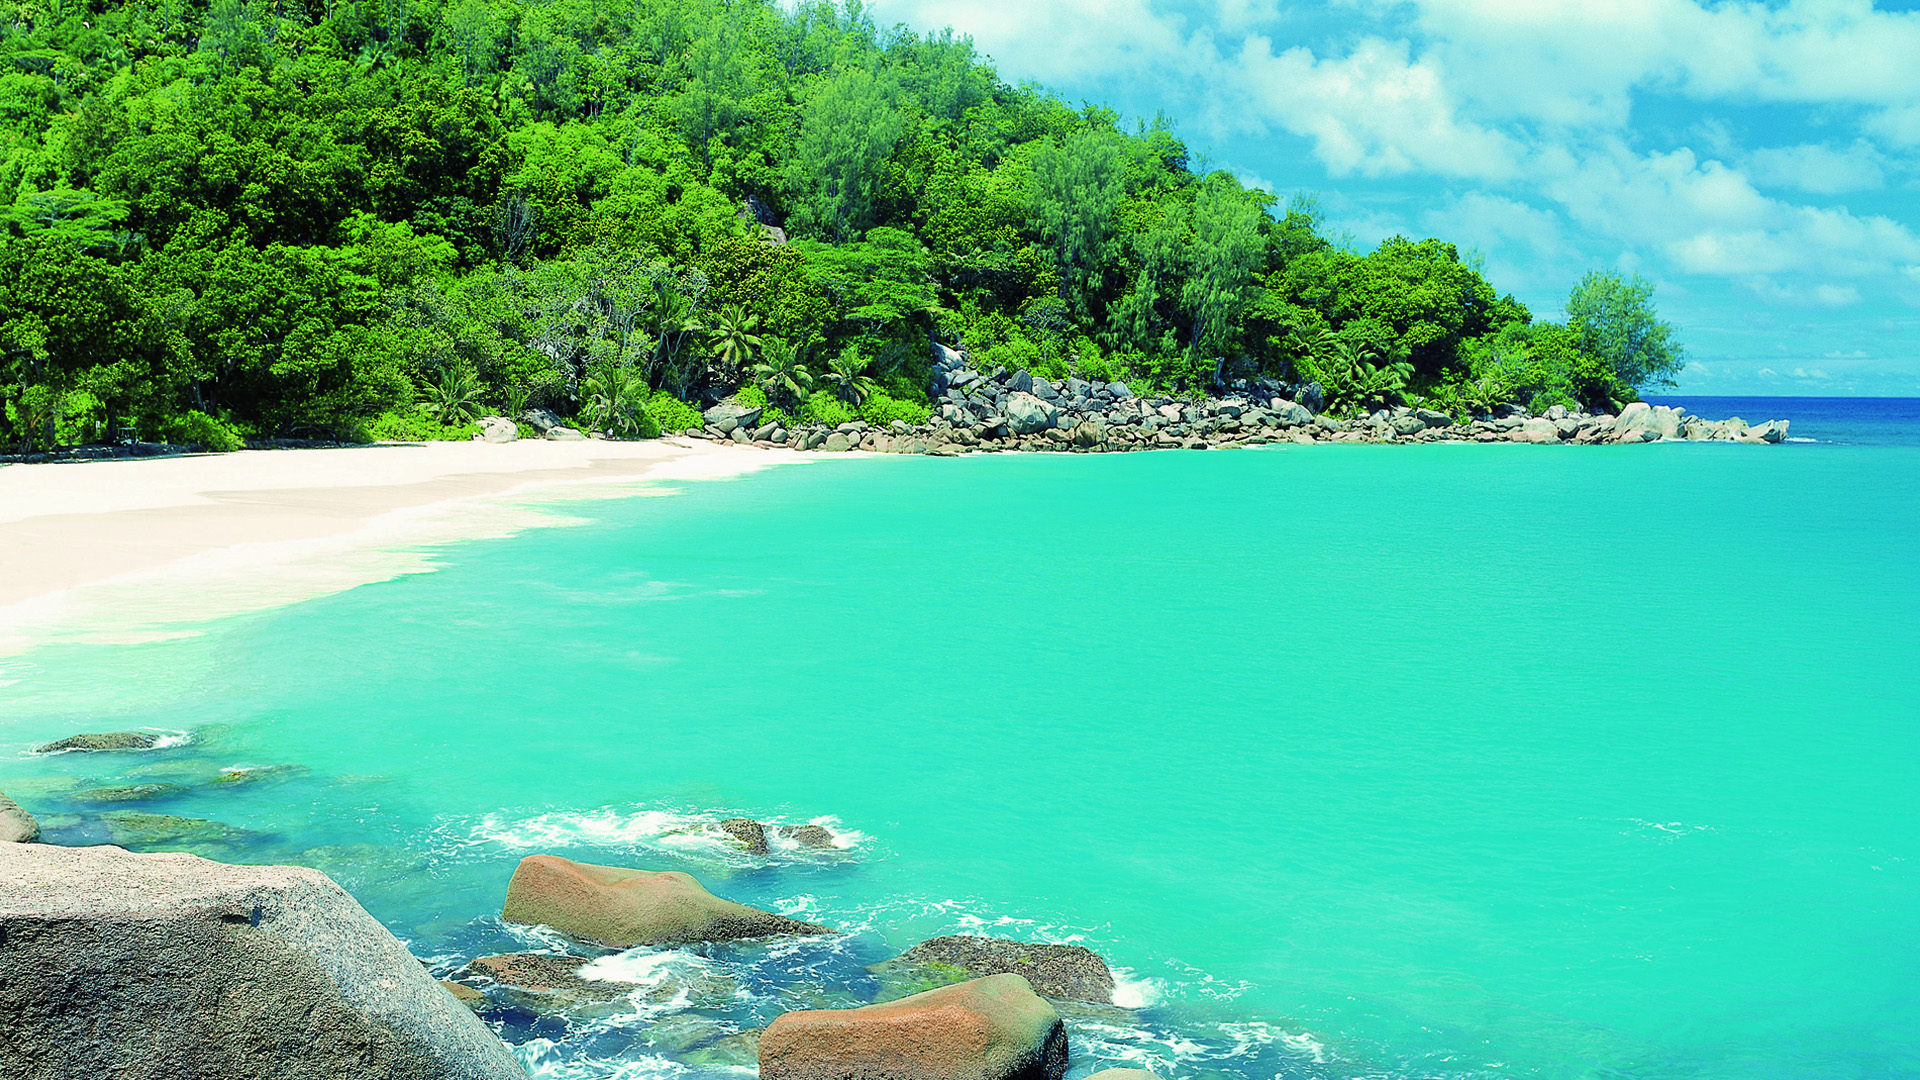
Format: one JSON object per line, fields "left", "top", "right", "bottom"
{"left": 0, "top": 438, "right": 805, "bottom": 655}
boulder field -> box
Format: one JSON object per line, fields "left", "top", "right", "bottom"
{"left": 501, "top": 853, "right": 835, "bottom": 947}
{"left": 759, "top": 973, "right": 1069, "bottom": 1080}
{"left": 677, "top": 348, "right": 1789, "bottom": 456}
{"left": 0, "top": 843, "right": 527, "bottom": 1080}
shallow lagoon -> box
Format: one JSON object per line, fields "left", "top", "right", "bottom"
{"left": 5, "top": 438, "right": 1918, "bottom": 1080}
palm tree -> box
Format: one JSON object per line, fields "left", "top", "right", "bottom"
{"left": 424, "top": 367, "right": 487, "bottom": 426}
{"left": 580, "top": 358, "right": 652, "bottom": 437}
{"left": 823, "top": 346, "right": 879, "bottom": 406}
{"left": 705, "top": 304, "right": 763, "bottom": 380}
{"left": 749, "top": 339, "right": 814, "bottom": 411}
{"left": 1298, "top": 332, "right": 1413, "bottom": 415}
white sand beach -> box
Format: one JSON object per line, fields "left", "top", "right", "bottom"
{"left": 0, "top": 439, "right": 801, "bottom": 654}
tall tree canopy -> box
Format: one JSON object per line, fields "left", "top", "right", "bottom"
{"left": 0, "top": 0, "right": 1680, "bottom": 450}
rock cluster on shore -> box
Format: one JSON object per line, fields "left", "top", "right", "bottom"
{"left": 2, "top": 820, "right": 1163, "bottom": 1080}
{"left": 680, "top": 345, "right": 1788, "bottom": 456}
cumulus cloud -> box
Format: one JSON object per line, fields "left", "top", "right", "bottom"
{"left": 1743, "top": 141, "right": 1886, "bottom": 194}
{"left": 1223, "top": 35, "right": 1521, "bottom": 179}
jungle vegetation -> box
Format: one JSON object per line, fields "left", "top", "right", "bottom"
{"left": 0, "top": 0, "right": 1685, "bottom": 451}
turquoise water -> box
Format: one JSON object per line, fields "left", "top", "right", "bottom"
{"left": 4, "top": 442, "right": 1918, "bottom": 1079}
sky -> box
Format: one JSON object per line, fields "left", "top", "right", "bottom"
{"left": 861, "top": 0, "right": 1920, "bottom": 395}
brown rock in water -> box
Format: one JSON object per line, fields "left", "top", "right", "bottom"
{"left": 719, "top": 817, "right": 769, "bottom": 854}
{"left": 35, "top": 731, "right": 162, "bottom": 753}
{"left": 0, "top": 843, "right": 527, "bottom": 1080}
{"left": 760, "top": 973, "right": 1068, "bottom": 1080}
{"left": 778, "top": 824, "right": 838, "bottom": 849}
{"left": 0, "top": 790, "right": 38, "bottom": 843}
{"left": 501, "top": 854, "right": 834, "bottom": 947}
{"left": 892, "top": 935, "right": 1116, "bottom": 1004}
{"left": 457, "top": 954, "right": 633, "bottom": 1009}
{"left": 464, "top": 953, "right": 606, "bottom": 994}
{"left": 442, "top": 981, "right": 488, "bottom": 1010}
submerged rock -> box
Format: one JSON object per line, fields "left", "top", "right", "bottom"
{"left": 718, "top": 817, "right": 770, "bottom": 854}
{"left": 71, "top": 782, "right": 188, "bottom": 803}
{"left": 442, "top": 980, "right": 489, "bottom": 1010}
{"left": 501, "top": 854, "right": 836, "bottom": 947}
{"left": 99, "top": 811, "right": 260, "bottom": 849}
{"left": 0, "top": 843, "right": 528, "bottom": 1079}
{"left": 0, "top": 790, "right": 39, "bottom": 843}
{"left": 213, "top": 763, "right": 310, "bottom": 787}
{"left": 461, "top": 950, "right": 740, "bottom": 1014}
{"left": 883, "top": 935, "right": 1117, "bottom": 1005}
{"left": 777, "top": 823, "right": 839, "bottom": 849}
{"left": 760, "top": 973, "right": 1068, "bottom": 1080}
{"left": 35, "top": 731, "right": 162, "bottom": 753}
{"left": 459, "top": 953, "right": 632, "bottom": 1011}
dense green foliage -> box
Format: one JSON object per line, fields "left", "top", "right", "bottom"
{"left": 0, "top": 0, "right": 1685, "bottom": 452}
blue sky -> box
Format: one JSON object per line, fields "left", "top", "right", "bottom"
{"left": 864, "top": 0, "right": 1920, "bottom": 395}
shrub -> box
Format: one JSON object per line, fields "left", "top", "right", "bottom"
{"left": 801, "top": 395, "right": 856, "bottom": 426}
{"left": 159, "top": 410, "right": 246, "bottom": 452}
{"left": 858, "top": 391, "right": 931, "bottom": 426}
{"left": 647, "top": 390, "right": 704, "bottom": 434}
{"left": 364, "top": 409, "right": 481, "bottom": 442}
{"left": 733, "top": 384, "right": 769, "bottom": 410}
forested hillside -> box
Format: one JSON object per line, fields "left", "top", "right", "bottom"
{"left": 0, "top": 0, "right": 1683, "bottom": 452}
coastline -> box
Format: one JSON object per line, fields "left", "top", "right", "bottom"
{"left": 0, "top": 438, "right": 802, "bottom": 656}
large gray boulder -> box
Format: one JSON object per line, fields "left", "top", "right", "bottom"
{"left": 1005, "top": 392, "right": 1057, "bottom": 435}
{"left": 0, "top": 791, "right": 38, "bottom": 843}
{"left": 703, "top": 403, "right": 764, "bottom": 435}
{"left": 1516, "top": 417, "right": 1563, "bottom": 444}
{"left": 1612, "top": 401, "right": 1655, "bottom": 436}
{"left": 474, "top": 416, "right": 518, "bottom": 443}
{"left": 760, "top": 973, "right": 1067, "bottom": 1080}
{"left": 0, "top": 844, "right": 527, "bottom": 1080}
{"left": 1269, "top": 399, "right": 1313, "bottom": 424}
{"left": 1613, "top": 402, "right": 1683, "bottom": 440}
{"left": 501, "top": 854, "right": 834, "bottom": 948}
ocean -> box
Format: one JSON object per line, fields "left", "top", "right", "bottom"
{"left": 3, "top": 397, "right": 1917, "bottom": 1080}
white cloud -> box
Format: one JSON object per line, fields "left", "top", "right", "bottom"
{"left": 1744, "top": 141, "right": 1885, "bottom": 194}
{"left": 1865, "top": 104, "right": 1920, "bottom": 148}
{"left": 1224, "top": 35, "right": 1521, "bottom": 179}
{"left": 1743, "top": 278, "right": 1865, "bottom": 307}
{"left": 1428, "top": 190, "right": 1559, "bottom": 259}
{"left": 1382, "top": 0, "right": 1920, "bottom": 125}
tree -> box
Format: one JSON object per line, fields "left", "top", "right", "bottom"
{"left": 824, "top": 345, "right": 878, "bottom": 405}
{"left": 580, "top": 356, "right": 652, "bottom": 436}
{"left": 784, "top": 68, "right": 906, "bottom": 242}
{"left": 1031, "top": 127, "right": 1125, "bottom": 321}
{"left": 1565, "top": 271, "right": 1684, "bottom": 392}
{"left": 750, "top": 338, "right": 814, "bottom": 410}
{"left": 705, "top": 304, "right": 764, "bottom": 382}
{"left": 1181, "top": 179, "right": 1266, "bottom": 372}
